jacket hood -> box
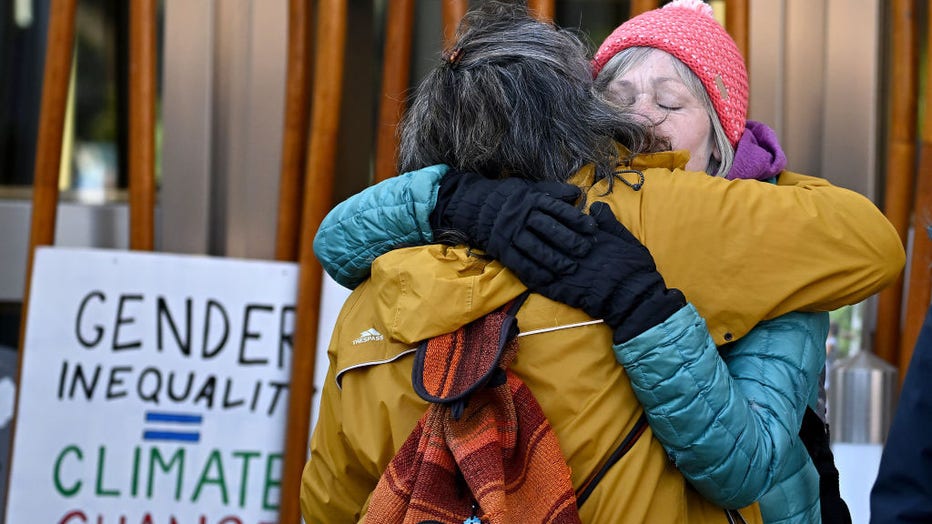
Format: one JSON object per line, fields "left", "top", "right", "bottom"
{"left": 369, "top": 244, "right": 527, "bottom": 344}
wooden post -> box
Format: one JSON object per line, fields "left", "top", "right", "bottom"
{"left": 725, "top": 0, "right": 750, "bottom": 69}
{"left": 278, "top": 1, "right": 346, "bottom": 522}
{"left": 18, "top": 0, "right": 77, "bottom": 346}
{"left": 129, "top": 0, "right": 158, "bottom": 251}
{"left": 275, "top": 0, "right": 314, "bottom": 261}
{"left": 373, "top": 0, "right": 414, "bottom": 183}
{"left": 527, "top": 0, "right": 555, "bottom": 21}
{"left": 443, "top": 0, "right": 468, "bottom": 47}
{"left": 10, "top": 0, "right": 77, "bottom": 499}
{"left": 876, "top": 0, "right": 919, "bottom": 368}
{"left": 899, "top": 2, "right": 932, "bottom": 382}
{"left": 630, "top": 0, "right": 660, "bottom": 17}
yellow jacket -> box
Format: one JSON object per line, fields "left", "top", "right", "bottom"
{"left": 302, "top": 150, "right": 904, "bottom": 522}
{"left": 302, "top": 246, "right": 763, "bottom": 523}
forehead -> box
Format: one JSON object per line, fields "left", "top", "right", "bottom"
{"left": 618, "top": 49, "right": 685, "bottom": 85}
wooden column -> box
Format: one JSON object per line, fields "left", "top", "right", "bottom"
{"left": 11, "top": 0, "right": 77, "bottom": 498}
{"left": 876, "top": 0, "right": 919, "bottom": 368}
{"left": 129, "top": 0, "right": 158, "bottom": 251}
{"left": 19, "top": 0, "right": 78, "bottom": 345}
{"left": 278, "top": 1, "right": 346, "bottom": 522}
{"left": 275, "top": 0, "right": 314, "bottom": 261}
{"left": 725, "top": 0, "right": 750, "bottom": 68}
{"left": 900, "top": 2, "right": 932, "bottom": 381}
{"left": 373, "top": 0, "right": 414, "bottom": 183}
{"left": 630, "top": 0, "right": 660, "bottom": 17}
{"left": 443, "top": 0, "right": 468, "bottom": 47}
{"left": 528, "top": 0, "right": 556, "bottom": 21}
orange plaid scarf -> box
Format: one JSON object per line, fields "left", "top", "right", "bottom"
{"left": 364, "top": 297, "right": 581, "bottom": 524}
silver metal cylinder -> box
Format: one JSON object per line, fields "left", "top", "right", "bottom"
{"left": 828, "top": 351, "right": 898, "bottom": 444}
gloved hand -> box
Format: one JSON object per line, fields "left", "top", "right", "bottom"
{"left": 523, "top": 202, "right": 686, "bottom": 344}
{"left": 430, "top": 170, "right": 598, "bottom": 285}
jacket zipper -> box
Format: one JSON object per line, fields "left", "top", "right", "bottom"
{"left": 575, "top": 413, "right": 649, "bottom": 508}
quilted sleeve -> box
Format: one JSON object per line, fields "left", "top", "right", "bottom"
{"left": 613, "top": 304, "right": 826, "bottom": 520}
{"left": 312, "top": 164, "right": 448, "bottom": 289}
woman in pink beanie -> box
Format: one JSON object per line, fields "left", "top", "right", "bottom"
{"left": 592, "top": 2, "right": 848, "bottom": 524}
{"left": 593, "top": 0, "right": 783, "bottom": 183}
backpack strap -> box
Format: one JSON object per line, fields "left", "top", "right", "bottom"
{"left": 412, "top": 292, "right": 528, "bottom": 419}
{"left": 799, "top": 406, "right": 852, "bottom": 524}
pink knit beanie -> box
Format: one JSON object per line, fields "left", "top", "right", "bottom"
{"left": 592, "top": 0, "right": 748, "bottom": 147}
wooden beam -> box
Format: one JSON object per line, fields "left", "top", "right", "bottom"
{"left": 19, "top": 0, "right": 77, "bottom": 344}
{"left": 373, "top": 0, "right": 414, "bottom": 183}
{"left": 725, "top": 0, "right": 750, "bottom": 70}
{"left": 876, "top": 0, "right": 919, "bottom": 369}
{"left": 129, "top": 0, "right": 158, "bottom": 251}
{"left": 443, "top": 0, "right": 468, "bottom": 48}
{"left": 275, "top": 0, "right": 314, "bottom": 261}
{"left": 11, "top": 0, "right": 77, "bottom": 500}
{"left": 528, "top": 0, "right": 555, "bottom": 21}
{"left": 278, "top": 1, "right": 346, "bottom": 522}
{"left": 630, "top": 0, "right": 660, "bottom": 17}
{"left": 900, "top": 0, "right": 932, "bottom": 382}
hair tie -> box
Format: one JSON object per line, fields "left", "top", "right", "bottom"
{"left": 446, "top": 47, "right": 464, "bottom": 67}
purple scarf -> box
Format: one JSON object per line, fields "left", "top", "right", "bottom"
{"left": 726, "top": 120, "right": 787, "bottom": 181}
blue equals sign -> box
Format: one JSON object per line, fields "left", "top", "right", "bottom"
{"left": 143, "top": 411, "right": 203, "bottom": 443}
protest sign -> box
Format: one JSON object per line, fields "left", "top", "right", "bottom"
{"left": 5, "top": 247, "right": 299, "bottom": 524}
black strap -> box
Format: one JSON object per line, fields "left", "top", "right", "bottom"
{"left": 576, "top": 413, "right": 649, "bottom": 508}
{"left": 799, "top": 407, "right": 852, "bottom": 524}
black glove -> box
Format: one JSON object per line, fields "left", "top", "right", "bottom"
{"left": 430, "top": 170, "right": 597, "bottom": 285}
{"left": 523, "top": 202, "right": 686, "bottom": 344}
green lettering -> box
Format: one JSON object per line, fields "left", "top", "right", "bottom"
{"left": 95, "top": 446, "right": 120, "bottom": 496}
{"left": 53, "top": 445, "right": 83, "bottom": 497}
{"left": 131, "top": 446, "right": 141, "bottom": 496}
{"left": 148, "top": 447, "right": 185, "bottom": 500}
{"left": 232, "top": 450, "right": 260, "bottom": 508}
{"left": 263, "top": 453, "right": 282, "bottom": 511}
{"left": 192, "top": 450, "right": 229, "bottom": 505}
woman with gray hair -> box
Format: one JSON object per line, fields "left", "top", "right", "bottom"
{"left": 302, "top": 2, "right": 902, "bottom": 522}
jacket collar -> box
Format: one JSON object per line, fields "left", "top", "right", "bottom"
{"left": 369, "top": 244, "right": 527, "bottom": 345}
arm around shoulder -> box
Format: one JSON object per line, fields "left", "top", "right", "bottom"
{"left": 613, "top": 303, "right": 825, "bottom": 517}
{"left": 775, "top": 171, "right": 905, "bottom": 308}
{"left": 312, "top": 165, "right": 448, "bottom": 289}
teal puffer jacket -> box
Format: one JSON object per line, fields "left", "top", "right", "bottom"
{"left": 616, "top": 304, "right": 826, "bottom": 523}
{"left": 312, "top": 164, "right": 447, "bottom": 289}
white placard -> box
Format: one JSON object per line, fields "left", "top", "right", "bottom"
{"left": 5, "top": 247, "right": 299, "bottom": 524}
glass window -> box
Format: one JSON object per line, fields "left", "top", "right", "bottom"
{"left": 0, "top": 0, "right": 163, "bottom": 200}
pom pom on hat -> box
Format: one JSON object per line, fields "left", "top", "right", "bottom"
{"left": 592, "top": 0, "right": 748, "bottom": 147}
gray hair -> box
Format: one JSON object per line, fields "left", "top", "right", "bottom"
{"left": 397, "top": 1, "right": 656, "bottom": 183}
{"left": 594, "top": 47, "right": 735, "bottom": 177}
